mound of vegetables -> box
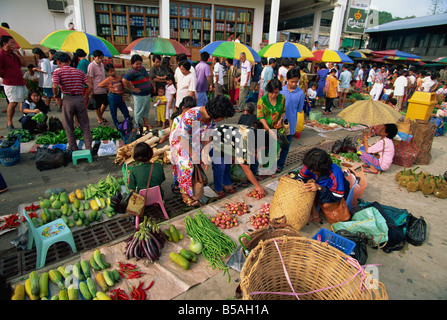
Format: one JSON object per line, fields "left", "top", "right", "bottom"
{"left": 4, "top": 129, "right": 35, "bottom": 144}
{"left": 395, "top": 167, "right": 447, "bottom": 199}
{"left": 185, "top": 210, "right": 237, "bottom": 280}
{"left": 35, "top": 126, "right": 121, "bottom": 145}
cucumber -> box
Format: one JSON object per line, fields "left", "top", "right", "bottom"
{"left": 67, "top": 219, "right": 74, "bottom": 228}
{"left": 112, "top": 269, "right": 121, "bottom": 282}
{"left": 169, "top": 252, "right": 190, "bottom": 270}
{"left": 89, "top": 210, "right": 97, "bottom": 222}
{"left": 187, "top": 249, "right": 198, "bottom": 263}
{"left": 103, "top": 270, "right": 115, "bottom": 287}
{"left": 180, "top": 248, "right": 193, "bottom": 261}
{"left": 170, "top": 225, "right": 179, "bottom": 243}
{"left": 61, "top": 215, "right": 68, "bottom": 224}
{"left": 79, "top": 210, "right": 86, "bottom": 220}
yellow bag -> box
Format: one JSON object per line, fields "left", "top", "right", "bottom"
{"left": 295, "top": 111, "right": 305, "bottom": 133}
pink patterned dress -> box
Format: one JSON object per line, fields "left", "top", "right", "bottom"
{"left": 169, "top": 107, "right": 216, "bottom": 196}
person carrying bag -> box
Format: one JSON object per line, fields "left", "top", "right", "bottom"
{"left": 126, "top": 163, "right": 154, "bottom": 217}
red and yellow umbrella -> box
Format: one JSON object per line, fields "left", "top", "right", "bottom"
{"left": 305, "top": 49, "right": 353, "bottom": 63}
{"left": 0, "top": 26, "right": 33, "bottom": 49}
{"left": 258, "top": 42, "right": 313, "bottom": 59}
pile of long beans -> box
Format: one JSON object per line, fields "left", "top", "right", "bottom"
{"left": 185, "top": 210, "right": 237, "bottom": 277}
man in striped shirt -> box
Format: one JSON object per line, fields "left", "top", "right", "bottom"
{"left": 52, "top": 52, "right": 93, "bottom": 151}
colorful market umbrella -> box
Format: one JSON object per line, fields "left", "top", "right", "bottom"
{"left": 358, "top": 49, "right": 374, "bottom": 55}
{"left": 306, "top": 49, "right": 353, "bottom": 63}
{"left": 0, "top": 26, "right": 34, "bottom": 49}
{"left": 346, "top": 50, "right": 367, "bottom": 59}
{"left": 200, "top": 41, "right": 260, "bottom": 63}
{"left": 372, "top": 50, "right": 421, "bottom": 60}
{"left": 41, "top": 30, "right": 119, "bottom": 57}
{"left": 382, "top": 55, "right": 421, "bottom": 62}
{"left": 122, "top": 37, "right": 191, "bottom": 56}
{"left": 258, "top": 42, "right": 314, "bottom": 59}
{"left": 432, "top": 57, "right": 447, "bottom": 64}
{"left": 338, "top": 100, "right": 403, "bottom": 127}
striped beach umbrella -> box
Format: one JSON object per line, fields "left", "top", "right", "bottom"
{"left": 346, "top": 50, "right": 367, "bottom": 59}
{"left": 200, "top": 41, "right": 260, "bottom": 63}
{"left": 123, "top": 37, "right": 191, "bottom": 56}
{"left": 306, "top": 49, "right": 353, "bottom": 63}
{"left": 0, "top": 26, "right": 33, "bottom": 49}
{"left": 258, "top": 41, "right": 314, "bottom": 59}
{"left": 41, "top": 30, "right": 119, "bottom": 57}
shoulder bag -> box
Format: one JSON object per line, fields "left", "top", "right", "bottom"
{"left": 126, "top": 163, "right": 154, "bottom": 217}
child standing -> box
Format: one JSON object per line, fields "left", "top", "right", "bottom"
{"left": 154, "top": 86, "right": 167, "bottom": 128}
{"left": 23, "top": 64, "right": 40, "bottom": 92}
{"left": 98, "top": 64, "right": 131, "bottom": 128}
{"left": 165, "top": 73, "right": 176, "bottom": 128}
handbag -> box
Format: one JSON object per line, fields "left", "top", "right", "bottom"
{"left": 126, "top": 163, "right": 154, "bottom": 217}
{"left": 319, "top": 198, "right": 351, "bottom": 225}
{"left": 335, "top": 229, "right": 368, "bottom": 265}
{"left": 192, "top": 164, "right": 208, "bottom": 200}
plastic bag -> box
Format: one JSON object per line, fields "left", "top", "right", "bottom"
{"left": 97, "top": 141, "right": 117, "bottom": 156}
{"left": 335, "top": 229, "right": 368, "bottom": 265}
{"left": 406, "top": 215, "right": 426, "bottom": 246}
{"left": 277, "top": 131, "right": 290, "bottom": 149}
{"left": 230, "top": 164, "right": 246, "bottom": 182}
{"left": 35, "top": 146, "right": 67, "bottom": 171}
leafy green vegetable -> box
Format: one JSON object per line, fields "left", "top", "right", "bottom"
{"left": 6, "top": 129, "right": 35, "bottom": 143}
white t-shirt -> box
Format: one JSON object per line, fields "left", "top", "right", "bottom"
{"left": 278, "top": 66, "right": 288, "bottom": 80}
{"left": 307, "top": 88, "right": 317, "bottom": 99}
{"left": 165, "top": 83, "right": 176, "bottom": 118}
{"left": 421, "top": 76, "right": 437, "bottom": 92}
{"left": 213, "top": 63, "right": 224, "bottom": 85}
{"left": 176, "top": 72, "right": 196, "bottom": 107}
{"left": 393, "top": 76, "right": 408, "bottom": 96}
{"left": 174, "top": 65, "right": 197, "bottom": 84}
{"left": 356, "top": 69, "right": 364, "bottom": 81}
{"left": 240, "top": 60, "right": 251, "bottom": 87}
{"left": 38, "top": 58, "right": 53, "bottom": 88}
{"left": 407, "top": 75, "right": 416, "bottom": 86}
{"left": 367, "top": 69, "right": 375, "bottom": 83}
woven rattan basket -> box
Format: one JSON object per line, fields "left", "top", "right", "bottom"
{"left": 240, "top": 216, "right": 301, "bottom": 258}
{"left": 240, "top": 236, "right": 388, "bottom": 300}
{"left": 269, "top": 176, "right": 316, "bottom": 231}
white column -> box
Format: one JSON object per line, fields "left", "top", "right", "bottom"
{"left": 311, "top": 10, "right": 322, "bottom": 49}
{"left": 159, "top": 0, "right": 170, "bottom": 39}
{"left": 268, "top": 0, "right": 280, "bottom": 44}
{"left": 329, "top": 0, "right": 347, "bottom": 50}
{"left": 73, "top": 0, "right": 86, "bottom": 32}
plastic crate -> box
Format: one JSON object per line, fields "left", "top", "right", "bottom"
{"left": 0, "top": 134, "right": 21, "bottom": 167}
{"left": 312, "top": 228, "right": 356, "bottom": 255}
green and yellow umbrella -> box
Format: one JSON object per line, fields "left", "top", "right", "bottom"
{"left": 41, "top": 30, "right": 119, "bottom": 57}
{"left": 200, "top": 41, "right": 260, "bottom": 63}
{"left": 0, "top": 26, "right": 33, "bottom": 49}
{"left": 258, "top": 41, "right": 314, "bottom": 59}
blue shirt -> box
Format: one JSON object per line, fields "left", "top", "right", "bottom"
{"left": 339, "top": 70, "right": 352, "bottom": 89}
{"left": 298, "top": 163, "right": 350, "bottom": 203}
{"left": 262, "top": 66, "right": 274, "bottom": 92}
{"left": 280, "top": 84, "right": 305, "bottom": 134}
{"left": 252, "top": 63, "right": 263, "bottom": 82}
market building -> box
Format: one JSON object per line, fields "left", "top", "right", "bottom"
{"left": 1, "top": 0, "right": 359, "bottom": 61}
{"left": 365, "top": 12, "right": 447, "bottom": 62}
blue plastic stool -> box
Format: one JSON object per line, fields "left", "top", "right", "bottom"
{"left": 72, "top": 149, "right": 92, "bottom": 165}
{"left": 23, "top": 209, "right": 77, "bottom": 269}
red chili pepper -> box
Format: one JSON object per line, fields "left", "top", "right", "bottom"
{"left": 144, "top": 280, "right": 154, "bottom": 291}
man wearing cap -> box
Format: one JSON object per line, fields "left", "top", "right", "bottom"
{"left": 52, "top": 52, "right": 93, "bottom": 151}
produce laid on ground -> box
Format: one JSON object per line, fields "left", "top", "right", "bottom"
{"left": 125, "top": 217, "right": 167, "bottom": 262}
{"left": 331, "top": 152, "right": 362, "bottom": 169}
{"left": 34, "top": 127, "right": 122, "bottom": 145}
{"left": 5, "top": 129, "right": 35, "bottom": 144}
{"left": 246, "top": 189, "right": 267, "bottom": 199}
{"left": 395, "top": 167, "right": 447, "bottom": 199}
{"left": 185, "top": 210, "right": 236, "bottom": 281}
{"left": 249, "top": 203, "right": 271, "bottom": 229}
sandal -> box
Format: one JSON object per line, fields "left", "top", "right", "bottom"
{"left": 216, "top": 191, "right": 226, "bottom": 199}
{"left": 224, "top": 187, "right": 237, "bottom": 194}
{"left": 363, "top": 167, "right": 379, "bottom": 174}
{"left": 183, "top": 196, "right": 201, "bottom": 207}
{"left": 99, "top": 120, "right": 109, "bottom": 125}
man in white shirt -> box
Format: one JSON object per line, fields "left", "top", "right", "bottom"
{"left": 278, "top": 59, "right": 289, "bottom": 83}
{"left": 393, "top": 70, "right": 408, "bottom": 111}
{"left": 212, "top": 56, "right": 224, "bottom": 96}
{"left": 237, "top": 52, "right": 251, "bottom": 111}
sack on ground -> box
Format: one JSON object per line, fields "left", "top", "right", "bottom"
{"left": 331, "top": 206, "right": 389, "bottom": 248}
{"left": 35, "top": 146, "right": 67, "bottom": 171}
{"left": 335, "top": 229, "right": 368, "bottom": 265}
{"left": 97, "top": 140, "right": 117, "bottom": 156}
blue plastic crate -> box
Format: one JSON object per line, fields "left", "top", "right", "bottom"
{"left": 312, "top": 228, "right": 356, "bottom": 255}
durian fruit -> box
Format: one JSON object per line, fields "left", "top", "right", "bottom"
{"left": 395, "top": 167, "right": 407, "bottom": 182}
{"left": 399, "top": 174, "right": 411, "bottom": 187}
{"left": 433, "top": 179, "right": 447, "bottom": 199}
{"left": 421, "top": 176, "right": 435, "bottom": 195}
{"left": 406, "top": 174, "right": 419, "bottom": 193}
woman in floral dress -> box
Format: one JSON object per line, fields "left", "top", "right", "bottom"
{"left": 169, "top": 95, "right": 235, "bottom": 206}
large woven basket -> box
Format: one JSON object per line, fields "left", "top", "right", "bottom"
{"left": 240, "top": 216, "right": 301, "bottom": 258}
{"left": 269, "top": 176, "right": 316, "bottom": 231}
{"left": 240, "top": 236, "right": 388, "bottom": 300}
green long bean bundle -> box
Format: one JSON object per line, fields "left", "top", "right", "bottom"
{"left": 185, "top": 210, "right": 237, "bottom": 272}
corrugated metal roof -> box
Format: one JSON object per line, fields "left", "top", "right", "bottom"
{"left": 365, "top": 12, "right": 447, "bottom": 33}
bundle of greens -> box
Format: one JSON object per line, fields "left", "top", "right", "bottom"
{"left": 6, "top": 129, "right": 35, "bottom": 143}
{"left": 35, "top": 130, "right": 67, "bottom": 144}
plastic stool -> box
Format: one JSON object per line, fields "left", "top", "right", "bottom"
{"left": 72, "top": 149, "right": 92, "bottom": 165}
